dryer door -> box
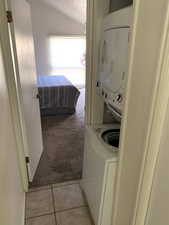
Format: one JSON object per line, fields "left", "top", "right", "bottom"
{"left": 99, "top": 27, "right": 130, "bottom": 94}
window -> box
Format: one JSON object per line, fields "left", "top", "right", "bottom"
{"left": 49, "top": 36, "right": 86, "bottom": 87}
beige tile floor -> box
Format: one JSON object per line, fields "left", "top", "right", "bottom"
{"left": 25, "top": 180, "right": 93, "bottom": 225}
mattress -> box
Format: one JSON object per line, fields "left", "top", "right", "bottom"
{"left": 37, "top": 75, "right": 80, "bottom": 116}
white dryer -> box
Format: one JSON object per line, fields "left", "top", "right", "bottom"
{"left": 97, "top": 6, "right": 132, "bottom": 120}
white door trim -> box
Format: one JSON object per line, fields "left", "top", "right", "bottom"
{"left": 0, "top": 0, "right": 28, "bottom": 191}
{"left": 85, "top": 0, "right": 110, "bottom": 125}
{"left": 85, "top": 0, "right": 94, "bottom": 124}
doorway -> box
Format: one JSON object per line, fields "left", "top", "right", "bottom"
{"left": 28, "top": 0, "right": 87, "bottom": 187}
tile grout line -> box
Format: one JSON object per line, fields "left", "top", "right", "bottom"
{"left": 54, "top": 205, "right": 88, "bottom": 213}
{"left": 52, "top": 181, "right": 80, "bottom": 189}
{"left": 25, "top": 206, "right": 88, "bottom": 221}
{"left": 28, "top": 186, "right": 51, "bottom": 193}
{"left": 26, "top": 212, "right": 56, "bottom": 220}
{"left": 51, "top": 185, "right": 58, "bottom": 225}
{"left": 28, "top": 180, "right": 80, "bottom": 193}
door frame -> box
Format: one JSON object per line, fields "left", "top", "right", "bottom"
{"left": 0, "top": 0, "right": 96, "bottom": 191}
{"left": 0, "top": 0, "right": 28, "bottom": 191}
{"left": 86, "top": 0, "right": 111, "bottom": 125}
{"left": 85, "top": 0, "right": 94, "bottom": 124}
{"left": 0, "top": 0, "right": 96, "bottom": 190}
{"left": 131, "top": 1, "right": 169, "bottom": 224}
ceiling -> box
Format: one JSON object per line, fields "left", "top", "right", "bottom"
{"left": 31, "top": 0, "right": 86, "bottom": 24}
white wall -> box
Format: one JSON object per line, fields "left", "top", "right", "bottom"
{"left": 0, "top": 42, "right": 25, "bottom": 225}
{"left": 29, "top": 1, "right": 85, "bottom": 75}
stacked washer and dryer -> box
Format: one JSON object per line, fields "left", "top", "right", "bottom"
{"left": 81, "top": 4, "right": 133, "bottom": 225}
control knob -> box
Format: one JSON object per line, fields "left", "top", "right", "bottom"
{"left": 116, "top": 94, "right": 123, "bottom": 103}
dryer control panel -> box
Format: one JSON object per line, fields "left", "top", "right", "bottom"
{"left": 99, "top": 86, "right": 124, "bottom": 119}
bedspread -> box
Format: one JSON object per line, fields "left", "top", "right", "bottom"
{"left": 37, "top": 75, "right": 80, "bottom": 115}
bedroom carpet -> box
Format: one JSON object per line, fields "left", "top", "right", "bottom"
{"left": 30, "top": 89, "right": 85, "bottom": 188}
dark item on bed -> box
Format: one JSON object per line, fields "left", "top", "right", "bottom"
{"left": 37, "top": 75, "right": 80, "bottom": 116}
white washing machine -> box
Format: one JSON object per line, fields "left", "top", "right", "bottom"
{"left": 81, "top": 124, "right": 120, "bottom": 225}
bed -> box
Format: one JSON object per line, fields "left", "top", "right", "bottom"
{"left": 37, "top": 75, "right": 80, "bottom": 116}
